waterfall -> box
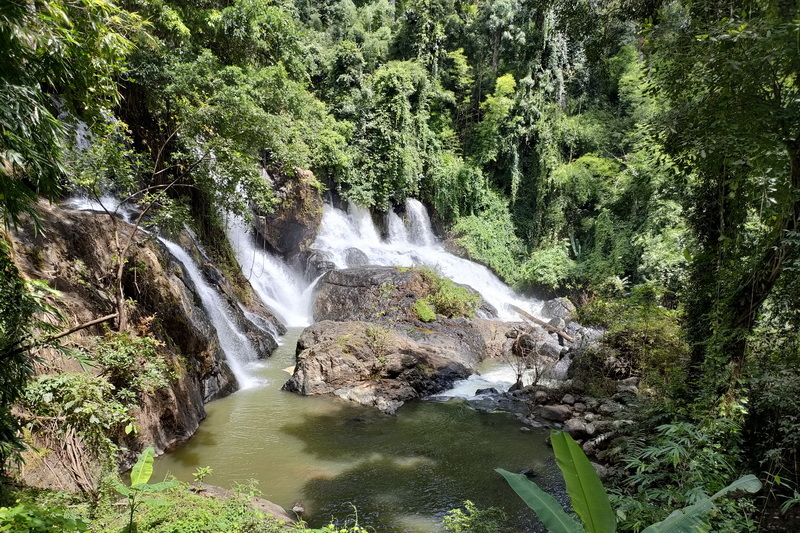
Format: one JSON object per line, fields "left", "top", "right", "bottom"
{"left": 311, "top": 199, "right": 543, "bottom": 320}
{"left": 226, "top": 217, "right": 315, "bottom": 327}
{"left": 159, "top": 238, "right": 261, "bottom": 389}
{"left": 63, "top": 195, "right": 136, "bottom": 223}
{"left": 386, "top": 210, "right": 409, "bottom": 244}
{"left": 405, "top": 199, "right": 436, "bottom": 246}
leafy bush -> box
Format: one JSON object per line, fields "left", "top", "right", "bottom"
{"left": 417, "top": 267, "right": 481, "bottom": 319}
{"left": 91, "top": 478, "right": 288, "bottom": 533}
{"left": 0, "top": 501, "right": 87, "bottom": 533}
{"left": 497, "top": 431, "right": 760, "bottom": 533}
{"left": 91, "top": 326, "right": 174, "bottom": 396}
{"left": 577, "top": 285, "right": 689, "bottom": 395}
{"left": 21, "top": 373, "right": 134, "bottom": 462}
{"left": 452, "top": 189, "right": 523, "bottom": 283}
{"left": 517, "top": 240, "right": 576, "bottom": 295}
{"left": 608, "top": 418, "right": 757, "bottom": 532}
{"left": 413, "top": 298, "right": 436, "bottom": 322}
{"left": 444, "top": 501, "right": 505, "bottom": 533}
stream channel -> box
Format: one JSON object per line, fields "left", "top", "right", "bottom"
{"left": 153, "top": 328, "right": 564, "bottom": 533}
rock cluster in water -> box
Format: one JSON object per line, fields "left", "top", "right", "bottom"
{"left": 283, "top": 266, "right": 601, "bottom": 414}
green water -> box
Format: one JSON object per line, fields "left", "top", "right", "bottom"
{"left": 154, "top": 328, "right": 563, "bottom": 532}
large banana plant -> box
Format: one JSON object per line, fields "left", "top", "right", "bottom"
{"left": 496, "top": 431, "right": 761, "bottom": 533}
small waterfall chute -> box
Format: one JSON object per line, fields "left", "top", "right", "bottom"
{"left": 159, "top": 237, "right": 261, "bottom": 389}
{"left": 310, "top": 200, "right": 542, "bottom": 320}
{"left": 226, "top": 217, "right": 314, "bottom": 327}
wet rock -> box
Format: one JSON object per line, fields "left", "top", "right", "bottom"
{"left": 283, "top": 320, "right": 477, "bottom": 414}
{"left": 253, "top": 168, "right": 323, "bottom": 259}
{"left": 303, "top": 250, "right": 336, "bottom": 280}
{"left": 549, "top": 317, "right": 567, "bottom": 330}
{"left": 598, "top": 401, "right": 624, "bottom": 416}
{"left": 345, "top": 247, "right": 370, "bottom": 267}
{"left": 561, "top": 394, "right": 576, "bottom": 405}
{"left": 573, "top": 402, "right": 587, "bottom": 413}
{"left": 539, "top": 404, "right": 572, "bottom": 422}
{"left": 476, "top": 387, "right": 500, "bottom": 395}
{"left": 592, "top": 462, "right": 609, "bottom": 479}
{"left": 534, "top": 390, "right": 550, "bottom": 403}
{"left": 541, "top": 298, "right": 577, "bottom": 322}
{"left": 565, "top": 418, "right": 588, "bottom": 439}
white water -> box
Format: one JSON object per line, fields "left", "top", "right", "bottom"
{"left": 63, "top": 195, "right": 136, "bottom": 222}
{"left": 66, "top": 194, "right": 547, "bottom": 397}
{"left": 312, "top": 198, "right": 542, "bottom": 321}
{"left": 226, "top": 217, "right": 315, "bottom": 327}
{"left": 159, "top": 238, "right": 262, "bottom": 389}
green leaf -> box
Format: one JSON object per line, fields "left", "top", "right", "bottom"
{"left": 642, "top": 475, "right": 761, "bottom": 533}
{"left": 495, "top": 468, "right": 585, "bottom": 533}
{"left": 130, "top": 446, "right": 155, "bottom": 486}
{"left": 110, "top": 477, "right": 130, "bottom": 497}
{"left": 550, "top": 431, "right": 616, "bottom": 533}
{"left": 709, "top": 474, "right": 761, "bottom": 499}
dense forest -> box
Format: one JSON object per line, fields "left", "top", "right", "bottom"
{"left": 1, "top": 0, "right": 799, "bottom": 531}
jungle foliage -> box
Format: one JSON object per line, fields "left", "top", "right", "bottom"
{"left": 1, "top": 0, "right": 799, "bottom": 530}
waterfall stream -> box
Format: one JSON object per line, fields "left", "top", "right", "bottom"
{"left": 158, "top": 238, "right": 262, "bottom": 389}
{"left": 311, "top": 199, "right": 542, "bottom": 321}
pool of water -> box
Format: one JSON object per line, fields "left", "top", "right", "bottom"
{"left": 154, "top": 328, "right": 563, "bottom": 532}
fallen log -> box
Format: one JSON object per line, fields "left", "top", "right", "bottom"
{"left": 508, "top": 304, "right": 575, "bottom": 343}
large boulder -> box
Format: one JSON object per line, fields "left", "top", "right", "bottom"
{"left": 312, "top": 266, "right": 428, "bottom": 322}
{"left": 283, "top": 320, "right": 483, "bottom": 413}
{"left": 541, "top": 297, "right": 577, "bottom": 322}
{"left": 253, "top": 168, "right": 323, "bottom": 259}
{"left": 312, "top": 266, "right": 490, "bottom": 323}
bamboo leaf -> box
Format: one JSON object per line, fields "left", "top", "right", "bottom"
{"left": 551, "top": 431, "right": 616, "bottom": 533}
{"left": 130, "top": 446, "right": 155, "bottom": 486}
{"left": 495, "top": 468, "right": 585, "bottom": 533}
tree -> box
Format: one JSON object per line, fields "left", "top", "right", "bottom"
{"left": 647, "top": 1, "right": 800, "bottom": 395}
{"left": 0, "top": 0, "right": 142, "bottom": 228}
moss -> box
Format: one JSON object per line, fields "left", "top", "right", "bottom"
{"left": 414, "top": 298, "right": 437, "bottom": 322}
{"left": 415, "top": 267, "right": 481, "bottom": 319}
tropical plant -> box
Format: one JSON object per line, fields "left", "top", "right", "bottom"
{"left": 496, "top": 431, "right": 761, "bottom": 533}
{"left": 0, "top": 501, "right": 87, "bottom": 533}
{"left": 111, "top": 446, "right": 178, "bottom": 532}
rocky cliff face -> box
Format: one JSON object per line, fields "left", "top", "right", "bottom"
{"left": 253, "top": 168, "right": 323, "bottom": 260}
{"left": 10, "top": 202, "right": 281, "bottom": 491}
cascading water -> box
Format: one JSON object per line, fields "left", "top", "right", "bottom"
{"left": 63, "top": 195, "right": 136, "bottom": 222}
{"left": 312, "top": 198, "right": 542, "bottom": 320}
{"left": 159, "top": 238, "right": 261, "bottom": 389}
{"left": 64, "top": 198, "right": 264, "bottom": 389}
{"left": 226, "top": 217, "right": 315, "bottom": 327}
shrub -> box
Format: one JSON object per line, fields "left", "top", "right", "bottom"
{"left": 444, "top": 500, "right": 505, "bottom": 533}
{"left": 452, "top": 189, "right": 523, "bottom": 283}
{"left": 577, "top": 285, "right": 689, "bottom": 396}
{"left": 413, "top": 298, "right": 436, "bottom": 322}
{"left": 91, "top": 324, "right": 174, "bottom": 396}
{"left": 517, "top": 240, "right": 576, "bottom": 295}
{"left": 0, "top": 501, "right": 87, "bottom": 533}
{"left": 416, "top": 267, "right": 481, "bottom": 318}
